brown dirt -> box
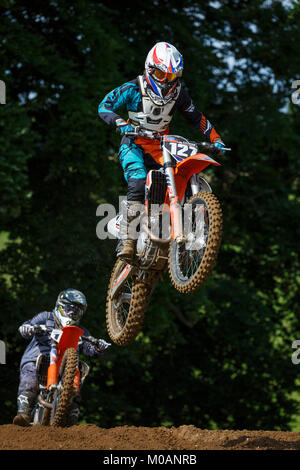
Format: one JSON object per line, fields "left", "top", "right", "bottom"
{"left": 0, "top": 424, "right": 300, "bottom": 450}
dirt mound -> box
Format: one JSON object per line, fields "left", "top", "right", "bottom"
{"left": 0, "top": 424, "right": 300, "bottom": 450}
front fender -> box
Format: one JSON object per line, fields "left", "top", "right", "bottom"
{"left": 58, "top": 326, "right": 84, "bottom": 351}
{"left": 47, "top": 326, "right": 83, "bottom": 389}
{"left": 174, "top": 154, "right": 220, "bottom": 201}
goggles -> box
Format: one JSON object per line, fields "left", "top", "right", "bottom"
{"left": 59, "top": 303, "right": 84, "bottom": 321}
{"left": 151, "top": 68, "right": 181, "bottom": 82}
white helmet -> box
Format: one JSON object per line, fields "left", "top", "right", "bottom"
{"left": 144, "top": 42, "right": 183, "bottom": 105}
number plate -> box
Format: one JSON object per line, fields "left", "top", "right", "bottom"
{"left": 50, "top": 329, "right": 63, "bottom": 343}
{"left": 164, "top": 136, "right": 197, "bottom": 162}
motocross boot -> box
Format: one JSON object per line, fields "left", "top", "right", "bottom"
{"left": 117, "top": 200, "right": 142, "bottom": 263}
{"left": 13, "top": 391, "right": 36, "bottom": 426}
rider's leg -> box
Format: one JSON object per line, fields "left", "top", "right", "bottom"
{"left": 13, "top": 362, "right": 38, "bottom": 426}
{"left": 118, "top": 140, "right": 147, "bottom": 262}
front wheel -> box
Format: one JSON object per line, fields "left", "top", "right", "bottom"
{"left": 50, "top": 348, "right": 78, "bottom": 427}
{"left": 168, "top": 191, "right": 222, "bottom": 293}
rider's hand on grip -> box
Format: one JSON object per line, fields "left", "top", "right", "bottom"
{"left": 97, "top": 339, "right": 111, "bottom": 352}
{"left": 19, "top": 324, "right": 34, "bottom": 339}
{"left": 213, "top": 140, "right": 226, "bottom": 156}
{"left": 115, "top": 118, "right": 134, "bottom": 135}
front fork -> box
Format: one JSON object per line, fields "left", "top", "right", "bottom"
{"left": 190, "top": 174, "right": 200, "bottom": 195}
{"left": 47, "top": 341, "right": 58, "bottom": 391}
{"left": 163, "top": 148, "right": 200, "bottom": 243}
{"left": 47, "top": 340, "right": 80, "bottom": 395}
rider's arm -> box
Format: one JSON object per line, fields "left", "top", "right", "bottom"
{"left": 19, "top": 311, "right": 48, "bottom": 328}
{"left": 78, "top": 326, "right": 105, "bottom": 357}
{"left": 176, "top": 87, "right": 223, "bottom": 144}
{"left": 98, "top": 79, "right": 140, "bottom": 126}
{"left": 81, "top": 340, "right": 101, "bottom": 357}
{"left": 18, "top": 311, "right": 49, "bottom": 339}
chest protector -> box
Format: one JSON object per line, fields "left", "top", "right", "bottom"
{"left": 128, "top": 75, "right": 181, "bottom": 132}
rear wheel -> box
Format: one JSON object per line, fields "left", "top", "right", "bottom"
{"left": 168, "top": 191, "right": 222, "bottom": 293}
{"left": 106, "top": 260, "right": 157, "bottom": 346}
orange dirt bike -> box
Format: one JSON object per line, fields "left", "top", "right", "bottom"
{"left": 106, "top": 127, "right": 230, "bottom": 346}
{"left": 30, "top": 324, "right": 109, "bottom": 427}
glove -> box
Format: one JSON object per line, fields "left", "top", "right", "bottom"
{"left": 214, "top": 140, "right": 226, "bottom": 156}
{"left": 19, "top": 324, "right": 34, "bottom": 339}
{"left": 96, "top": 339, "right": 111, "bottom": 352}
{"left": 115, "top": 118, "right": 134, "bottom": 136}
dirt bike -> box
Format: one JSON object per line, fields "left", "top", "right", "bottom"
{"left": 106, "top": 127, "right": 230, "bottom": 346}
{"left": 30, "top": 324, "right": 109, "bottom": 427}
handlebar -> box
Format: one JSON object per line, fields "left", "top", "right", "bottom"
{"left": 81, "top": 335, "right": 111, "bottom": 350}
{"left": 119, "top": 126, "right": 231, "bottom": 153}
{"left": 31, "top": 325, "right": 111, "bottom": 350}
{"left": 122, "top": 126, "right": 161, "bottom": 140}
{"left": 31, "top": 324, "right": 52, "bottom": 335}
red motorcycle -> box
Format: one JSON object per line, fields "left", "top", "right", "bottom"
{"left": 106, "top": 128, "right": 229, "bottom": 346}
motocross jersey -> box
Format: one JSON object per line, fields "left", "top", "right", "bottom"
{"left": 127, "top": 75, "right": 180, "bottom": 131}
{"left": 98, "top": 76, "right": 222, "bottom": 142}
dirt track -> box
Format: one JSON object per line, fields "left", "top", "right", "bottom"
{"left": 0, "top": 424, "right": 300, "bottom": 450}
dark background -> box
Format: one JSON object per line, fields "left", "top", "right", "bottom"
{"left": 0, "top": 0, "right": 299, "bottom": 430}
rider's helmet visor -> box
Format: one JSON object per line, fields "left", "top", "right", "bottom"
{"left": 59, "top": 303, "right": 84, "bottom": 321}
{"left": 152, "top": 68, "right": 181, "bottom": 82}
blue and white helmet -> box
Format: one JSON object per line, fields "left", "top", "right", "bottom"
{"left": 145, "top": 42, "right": 183, "bottom": 105}
{"left": 54, "top": 288, "right": 87, "bottom": 328}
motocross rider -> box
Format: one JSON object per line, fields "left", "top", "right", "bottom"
{"left": 13, "top": 288, "right": 110, "bottom": 427}
{"left": 98, "top": 41, "right": 227, "bottom": 262}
